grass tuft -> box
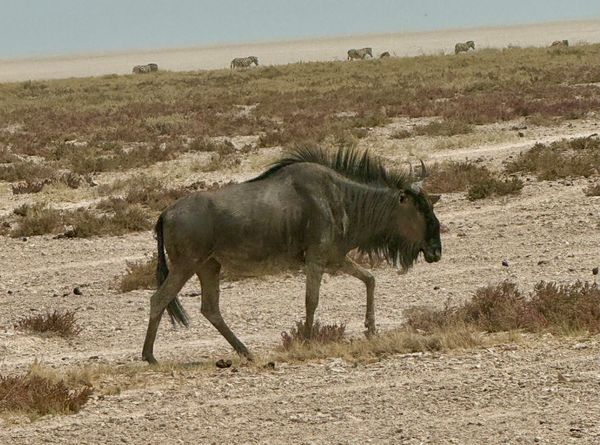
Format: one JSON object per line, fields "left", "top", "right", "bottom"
{"left": 15, "top": 310, "right": 82, "bottom": 337}
{"left": 281, "top": 321, "right": 346, "bottom": 350}
{"left": 505, "top": 136, "right": 600, "bottom": 180}
{"left": 0, "top": 363, "right": 92, "bottom": 418}
{"left": 118, "top": 255, "right": 157, "bottom": 292}
{"left": 406, "top": 280, "right": 600, "bottom": 335}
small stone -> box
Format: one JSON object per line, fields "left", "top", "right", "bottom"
{"left": 264, "top": 361, "right": 276, "bottom": 370}
{"left": 73, "top": 287, "right": 82, "bottom": 295}
{"left": 502, "top": 260, "right": 509, "bottom": 267}
{"left": 433, "top": 286, "right": 440, "bottom": 290}
{"left": 592, "top": 267, "right": 598, "bottom": 276}
{"left": 215, "top": 359, "right": 232, "bottom": 369}
{"left": 21, "top": 237, "right": 27, "bottom": 242}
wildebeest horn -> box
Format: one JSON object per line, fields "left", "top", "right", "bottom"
{"left": 419, "top": 159, "right": 428, "bottom": 179}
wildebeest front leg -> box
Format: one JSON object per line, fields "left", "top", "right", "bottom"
{"left": 341, "top": 258, "right": 376, "bottom": 335}
{"left": 304, "top": 263, "right": 324, "bottom": 338}
{"left": 198, "top": 259, "right": 252, "bottom": 360}
{"left": 142, "top": 269, "right": 193, "bottom": 364}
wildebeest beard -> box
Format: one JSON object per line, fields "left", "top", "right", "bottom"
{"left": 357, "top": 232, "right": 422, "bottom": 271}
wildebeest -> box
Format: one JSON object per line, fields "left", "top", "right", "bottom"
{"left": 550, "top": 40, "right": 569, "bottom": 47}
{"left": 379, "top": 51, "right": 391, "bottom": 59}
{"left": 141, "top": 146, "right": 442, "bottom": 364}
{"left": 230, "top": 56, "right": 259, "bottom": 69}
{"left": 347, "top": 47, "right": 373, "bottom": 60}
{"left": 454, "top": 40, "right": 475, "bottom": 54}
{"left": 132, "top": 64, "right": 157, "bottom": 74}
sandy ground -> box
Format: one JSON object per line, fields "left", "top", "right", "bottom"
{"left": 1, "top": 19, "right": 600, "bottom": 82}
{"left": 1, "top": 115, "right": 599, "bottom": 443}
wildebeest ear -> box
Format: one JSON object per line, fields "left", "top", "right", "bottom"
{"left": 429, "top": 194, "right": 441, "bottom": 205}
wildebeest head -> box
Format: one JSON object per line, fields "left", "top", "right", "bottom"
{"left": 393, "top": 160, "right": 442, "bottom": 265}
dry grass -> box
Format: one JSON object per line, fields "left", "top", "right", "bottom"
{"left": 413, "top": 119, "right": 473, "bottom": 137}
{"left": 15, "top": 310, "right": 82, "bottom": 337}
{"left": 118, "top": 255, "right": 157, "bottom": 292}
{"left": 274, "top": 325, "right": 484, "bottom": 362}
{"left": 275, "top": 279, "right": 598, "bottom": 363}
{"left": 406, "top": 280, "right": 600, "bottom": 335}
{"left": 0, "top": 362, "right": 92, "bottom": 419}
{"left": 425, "top": 161, "right": 523, "bottom": 200}
{"left": 465, "top": 177, "right": 524, "bottom": 201}
{"left": 1, "top": 44, "right": 599, "bottom": 180}
{"left": 584, "top": 183, "right": 600, "bottom": 196}
{"left": 505, "top": 136, "right": 600, "bottom": 180}
{"left": 7, "top": 201, "right": 153, "bottom": 238}
{"left": 281, "top": 321, "right": 346, "bottom": 350}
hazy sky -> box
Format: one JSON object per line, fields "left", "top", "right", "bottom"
{"left": 1, "top": 0, "right": 599, "bottom": 57}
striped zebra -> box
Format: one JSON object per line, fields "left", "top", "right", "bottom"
{"left": 454, "top": 40, "right": 475, "bottom": 54}
{"left": 347, "top": 47, "right": 373, "bottom": 60}
{"left": 230, "top": 56, "right": 259, "bottom": 69}
{"left": 379, "top": 51, "right": 390, "bottom": 59}
{"left": 132, "top": 64, "right": 153, "bottom": 74}
{"left": 550, "top": 40, "right": 569, "bottom": 47}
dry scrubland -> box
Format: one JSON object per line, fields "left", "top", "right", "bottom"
{"left": 1, "top": 44, "right": 600, "bottom": 444}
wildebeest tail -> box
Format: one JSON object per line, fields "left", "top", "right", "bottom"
{"left": 155, "top": 214, "right": 189, "bottom": 328}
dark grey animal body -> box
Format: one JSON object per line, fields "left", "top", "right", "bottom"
{"left": 347, "top": 47, "right": 373, "bottom": 60}
{"left": 550, "top": 40, "right": 569, "bottom": 47}
{"left": 142, "top": 146, "right": 442, "bottom": 364}
{"left": 379, "top": 51, "right": 391, "bottom": 59}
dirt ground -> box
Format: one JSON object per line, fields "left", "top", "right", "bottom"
{"left": 1, "top": 111, "right": 599, "bottom": 444}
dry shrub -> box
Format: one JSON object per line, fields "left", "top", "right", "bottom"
{"left": 0, "top": 363, "right": 92, "bottom": 418}
{"left": 10, "top": 203, "right": 63, "bottom": 237}
{"left": 99, "top": 176, "right": 187, "bottom": 212}
{"left": 119, "top": 255, "right": 157, "bottom": 292}
{"left": 413, "top": 119, "right": 473, "bottom": 137}
{"left": 281, "top": 321, "right": 346, "bottom": 350}
{"left": 426, "top": 161, "right": 522, "bottom": 199}
{"left": 584, "top": 183, "right": 600, "bottom": 196}
{"left": 188, "top": 137, "right": 236, "bottom": 156}
{"left": 66, "top": 204, "right": 152, "bottom": 238}
{"left": 505, "top": 136, "right": 600, "bottom": 180}
{"left": 389, "top": 129, "right": 412, "bottom": 139}
{"left": 406, "top": 280, "right": 600, "bottom": 335}
{"left": 11, "top": 180, "right": 50, "bottom": 195}
{"left": 426, "top": 161, "right": 491, "bottom": 193}
{"left": 15, "top": 310, "right": 82, "bottom": 337}
{"left": 0, "top": 160, "right": 57, "bottom": 183}
{"left": 466, "top": 177, "right": 524, "bottom": 201}
{"left": 8, "top": 202, "right": 152, "bottom": 238}
{"left": 276, "top": 325, "right": 482, "bottom": 362}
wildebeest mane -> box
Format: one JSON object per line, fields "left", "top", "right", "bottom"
{"left": 249, "top": 145, "right": 425, "bottom": 269}
{"left": 248, "top": 145, "right": 410, "bottom": 190}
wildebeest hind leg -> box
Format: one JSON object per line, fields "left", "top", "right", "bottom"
{"left": 198, "top": 259, "right": 252, "bottom": 360}
{"left": 142, "top": 268, "right": 193, "bottom": 364}
{"left": 341, "top": 258, "right": 376, "bottom": 335}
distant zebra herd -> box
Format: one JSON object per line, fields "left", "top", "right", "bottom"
{"left": 130, "top": 38, "right": 573, "bottom": 73}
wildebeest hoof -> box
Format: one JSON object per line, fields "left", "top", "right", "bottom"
{"left": 216, "top": 359, "right": 232, "bottom": 369}
{"left": 143, "top": 355, "right": 158, "bottom": 365}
